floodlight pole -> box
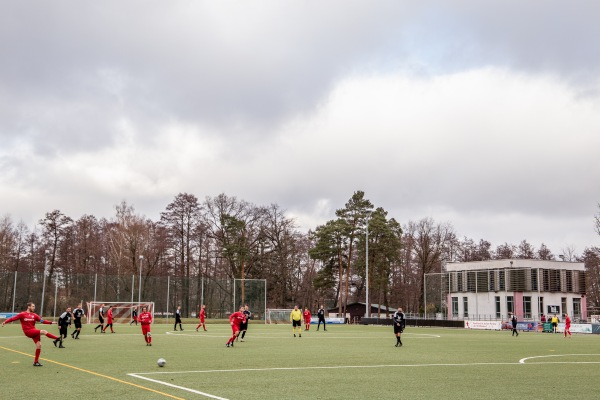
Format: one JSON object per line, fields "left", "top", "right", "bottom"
{"left": 365, "top": 218, "right": 370, "bottom": 318}
{"left": 40, "top": 250, "right": 50, "bottom": 317}
{"left": 138, "top": 255, "right": 144, "bottom": 303}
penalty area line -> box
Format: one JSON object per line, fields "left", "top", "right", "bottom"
{"left": 129, "top": 373, "right": 229, "bottom": 400}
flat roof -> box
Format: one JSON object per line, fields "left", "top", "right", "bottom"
{"left": 445, "top": 259, "right": 584, "bottom": 272}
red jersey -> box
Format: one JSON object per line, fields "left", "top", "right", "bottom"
{"left": 199, "top": 308, "right": 206, "bottom": 320}
{"left": 106, "top": 308, "right": 114, "bottom": 323}
{"left": 565, "top": 316, "right": 571, "bottom": 327}
{"left": 229, "top": 311, "right": 245, "bottom": 327}
{"left": 139, "top": 312, "right": 152, "bottom": 325}
{"left": 304, "top": 310, "right": 311, "bottom": 322}
{"left": 4, "top": 311, "right": 50, "bottom": 333}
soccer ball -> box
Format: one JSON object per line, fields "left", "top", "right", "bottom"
{"left": 157, "top": 358, "right": 166, "bottom": 367}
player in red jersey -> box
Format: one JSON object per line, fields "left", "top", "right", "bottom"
{"left": 103, "top": 305, "right": 115, "bottom": 333}
{"left": 196, "top": 304, "right": 207, "bottom": 332}
{"left": 564, "top": 313, "right": 572, "bottom": 338}
{"left": 139, "top": 306, "right": 153, "bottom": 346}
{"left": 225, "top": 306, "right": 246, "bottom": 347}
{"left": 1, "top": 302, "right": 61, "bottom": 366}
{"left": 303, "top": 307, "right": 311, "bottom": 331}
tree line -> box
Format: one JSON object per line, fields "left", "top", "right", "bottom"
{"left": 1, "top": 192, "right": 599, "bottom": 316}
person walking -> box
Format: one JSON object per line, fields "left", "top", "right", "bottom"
{"left": 196, "top": 305, "right": 207, "bottom": 332}
{"left": 139, "top": 306, "right": 153, "bottom": 346}
{"left": 1, "top": 302, "right": 61, "bottom": 366}
{"left": 564, "top": 313, "right": 572, "bottom": 338}
{"left": 94, "top": 303, "right": 105, "bottom": 333}
{"left": 71, "top": 303, "right": 85, "bottom": 339}
{"left": 393, "top": 307, "right": 406, "bottom": 347}
{"left": 103, "top": 305, "right": 114, "bottom": 333}
{"left": 174, "top": 305, "right": 183, "bottom": 331}
{"left": 57, "top": 307, "right": 72, "bottom": 347}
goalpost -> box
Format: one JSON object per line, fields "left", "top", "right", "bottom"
{"left": 86, "top": 301, "right": 155, "bottom": 324}
{"left": 266, "top": 309, "right": 294, "bottom": 324}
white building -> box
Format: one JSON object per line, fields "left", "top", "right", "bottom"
{"left": 444, "top": 259, "right": 587, "bottom": 321}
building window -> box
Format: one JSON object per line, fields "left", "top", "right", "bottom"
{"left": 573, "top": 298, "right": 581, "bottom": 319}
{"left": 561, "top": 297, "right": 567, "bottom": 316}
{"left": 463, "top": 297, "right": 468, "bottom": 318}
{"left": 566, "top": 271, "right": 573, "bottom": 292}
{"left": 452, "top": 297, "right": 458, "bottom": 317}
{"left": 489, "top": 271, "right": 496, "bottom": 291}
{"left": 499, "top": 270, "right": 506, "bottom": 291}
{"left": 531, "top": 269, "right": 538, "bottom": 291}
{"left": 457, "top": 272, "right": 463, "bottom": 292}
{"left": 506, "top": 296, "right": 514, "bottom": 315}
{"left": 495, "top": 296, "right": 501, "bottom": 319}
{"left": 523, "top": 296, "right": 531, "bottom": 319}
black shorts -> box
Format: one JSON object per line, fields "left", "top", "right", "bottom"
{"left": 240, "top": 323, "right": 248, "bottom": 331}
{"left": 292, "top": 320, "right": 301, "bottom": 327}
{"left": 98, "top": 316, "right": 104, "bottom": 324}
{"left": 59, "top": 326, "right": 68, "bottom": 335}
{"left": 394, "top": 324, "right": 404, "bottom": 334}
{"left": 74, "top": 320, "right": 82, "bottom": 329}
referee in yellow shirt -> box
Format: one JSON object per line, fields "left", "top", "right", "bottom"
{"left": 290, "top": 305, "right": 303, "bottom": 337}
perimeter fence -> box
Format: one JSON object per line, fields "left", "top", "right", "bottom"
{"left": 0, "top": 271, "right": 266, "bottom": 322}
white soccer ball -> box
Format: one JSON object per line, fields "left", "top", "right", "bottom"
{"left": 157, "top": 358, "right": 166, "bottom": 367}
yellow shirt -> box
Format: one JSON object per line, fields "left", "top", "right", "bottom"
{"left": 551, "top": 316, "right": 559, "bottom": 324}
{"left": 290, "top": 309, "right": 302, "bottom": 322}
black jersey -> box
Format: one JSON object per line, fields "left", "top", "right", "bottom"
{"left": 317, "top": 308, "right": 325, "bottom": 319}
{"left": 59, "top": 311, "right": 72, "bottom": 327}
{"left": 73, "top": 307, "right": 84, "bottom": 321}
{"left": 243, "top": 309, "right": 251, "bottom": 322}
{"left": 393, "top": 311, "right": 405, "bottom": 327}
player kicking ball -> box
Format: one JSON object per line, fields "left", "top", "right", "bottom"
{"left": 2, "top": 302, "right": 62, "bottom": 366}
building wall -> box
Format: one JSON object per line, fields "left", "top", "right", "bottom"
{"left": 444, "top": 259, "right": 587, "bottom": 321}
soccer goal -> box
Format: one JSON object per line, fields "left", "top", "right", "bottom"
{"left": 86, "top": 302, "right": 155, "bottom": 324}
{"left": 266, "top": 308, "right": 294, "bottom": 324}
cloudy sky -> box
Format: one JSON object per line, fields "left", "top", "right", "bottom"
{"left": 1, "top": 1, "right": 599, "bottom": 255}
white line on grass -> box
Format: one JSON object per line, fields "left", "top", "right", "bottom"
{"left": 519, "top": 354, "right": 600, "bottom": 364}
{"left": 128, "top": 373, "right": 229, "bottom": 400}
{"left": 165, "top": 332, "right": 440, "bottom": 339}
{"left": 131, "top": 354, "right": 600, "bottom": 378}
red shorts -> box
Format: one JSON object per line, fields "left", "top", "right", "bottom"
{"left": 141, "top": 325, "right": 151, "bottom": 336}
{"left": 24, "top": 329, "right": 41, "bottom": 343}
{"left": 200, "top": 317, "right": 205, "bottom": 323}
{"left": 231, "top": 324, "right": 241, "bottom": 334}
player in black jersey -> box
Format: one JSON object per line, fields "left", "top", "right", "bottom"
{"left": 240, "top": 305, "right": 251, "bottom": 341}
{"left": 71, "top": 303, "right": 85, "bottom": 339}
{"left": 94, "top": 304, "right": 105, "bottom": 333}
{"left": 392, "top": 307, "right": 406, "bottom": 347}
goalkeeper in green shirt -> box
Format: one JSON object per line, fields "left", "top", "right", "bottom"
{"left": 290, "top": 305, "right": 303, "bottom": 337}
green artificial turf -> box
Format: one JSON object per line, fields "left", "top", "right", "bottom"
{"left": 1, "top": 323, "right": 598, "bottom": 399}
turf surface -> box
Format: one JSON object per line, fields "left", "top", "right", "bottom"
{"left": 1, "top": 322, "right": 599, "bottom": 399}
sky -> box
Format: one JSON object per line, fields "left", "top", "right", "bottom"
{"left": 1, "top": 1, "right": 599, "bottom": 255}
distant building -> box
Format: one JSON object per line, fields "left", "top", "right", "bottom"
{"left": 444, "top": 259, "right": 586, "bottom": 321}
{"left": 328, "top": 303, "right": 398, "bottom": 323}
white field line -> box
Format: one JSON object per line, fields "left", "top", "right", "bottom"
{"left": 165, "top": 331, "right": 440, "bottom": 339}
{"left": 128, "top": 373, "right": 229, "bottom": 400}
{"left": 131, "top": 354, "right": 600, "bottom": 378}
{"left": 519, "top": 354, "right": 600, "bottom": 364}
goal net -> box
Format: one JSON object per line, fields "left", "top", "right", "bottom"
{"left": 86, "top": 302, "right": 155, "bottom": 324}
{"left": 266, "top": 308, "right": 294, "bottom": 324}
